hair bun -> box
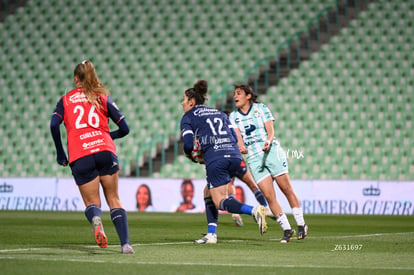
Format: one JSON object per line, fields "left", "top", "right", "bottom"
{"left": 194, "top": 80, "right": 208, "bottom": 96}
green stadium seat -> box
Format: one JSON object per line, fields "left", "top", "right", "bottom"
{"left": 1, "top": 0, "right": 411, "bottom": 180}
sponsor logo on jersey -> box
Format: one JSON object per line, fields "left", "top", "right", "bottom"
{"left": 69, "top": 92, "right": 87, "bottom": 104}
{"left": 244, "top": 124, "right": 256, "bottom": 136}
{"left": 193, "top": 107, "right": 220, "bottom": 117}
{"left": 82, "top": 139, "right": 105, "bottom": 150}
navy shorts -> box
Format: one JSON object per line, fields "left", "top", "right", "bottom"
{"left": 206, "top": 158, "right": 246, "bottom": 189}
{"left": 70, "top": 151, "right": 119, "bottom": 185}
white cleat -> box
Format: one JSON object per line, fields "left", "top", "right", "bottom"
{"left": 194, "top": 233, "right": 217, "bottom": 244}
{"left": 121, "top": 243, "right": 135, "bottom": 254}
{"left": 252, "top": 205, "right": 268, "bottom": 235}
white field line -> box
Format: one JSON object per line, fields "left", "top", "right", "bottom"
{"left": 0, "top": 248, "right": 50, "bottom": 253}
{"left": 0, "top": 232, "right": 413, "bottom": 271}
{"left": 0, "top": 254, "right": 413, "bottom": 271}
{"left": 268, "top": 231, "right": 414, "bottom": 241}
{"left": 313, "top": 231, "right": 414, "bottom": 239}
{"left": 1, "top": 231, "right": 413, "bottom": 252}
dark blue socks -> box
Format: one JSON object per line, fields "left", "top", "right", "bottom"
{"left": 254, "top": 189, "right": 268, "bottom": 207}
{"left": 205, "top": 197, "right": 218, "bottom": 234}
{"left": 111, "top": 208, "right": 130, "bottom": 246}
{"left": 219, "top": 196, "right": 253, "bottom": 215}
{"left": 85, "top": 204, "right": 101, "bottom": 223}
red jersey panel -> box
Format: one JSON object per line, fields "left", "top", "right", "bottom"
{"left": 62, "top": 88, "right": 116, "bottom": 163}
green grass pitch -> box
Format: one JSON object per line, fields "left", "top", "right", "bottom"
{"left": 0, "top": 211, "right": 413, "bottom": 274}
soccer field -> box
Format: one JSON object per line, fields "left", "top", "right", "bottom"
{"left": 0, "top": 211, "right": 413, "bottom": 274}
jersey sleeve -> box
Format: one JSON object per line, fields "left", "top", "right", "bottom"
{"left": 107, "top": 96, "right": 125, "bottom": 124}
{"left": 52, "top": 97, "right": 64, "bottom": 120}
{"left": 50, "top": 97, "right": 68, "bottom": 165}
{"left": 107, "top": 96, "right": 130, "bottom": 139}
{"left": 222, "top": 112, "right": 238, "bottom": 142}
{"left": 228, "top": 111, "right": 238, "bottom": 129}
{"left": 180, "top": 114, "right": 194, "bottom": 155}
{"left": 260, "top": 103, "right": 274, "bottom": 122}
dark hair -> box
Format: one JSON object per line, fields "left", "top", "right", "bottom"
{"left": 234, "top": 84, "right": 258, "bottom": 103}
{"left": 136, "top": 184, "right": 152, "bottom": 209}
{"left": 185, "top": 80, "right": 208, "bottom": 105}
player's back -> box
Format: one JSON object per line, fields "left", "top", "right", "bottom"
{"left": 186, "top": 105, "right": 241, "bottom": 164}
{"left": 62, "top": 88, "right": 115, "bottom": 163}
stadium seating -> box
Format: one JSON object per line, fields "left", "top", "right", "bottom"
{"left": 1, "top": 0, "right": 412, "bottom": 180}
{"left": 0, "top": 0, "right": 334, "bottom": 177}
{"left": 158, "top": 0, "right": 413, "bottom": 180}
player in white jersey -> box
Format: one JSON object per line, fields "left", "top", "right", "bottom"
{"left": 229, "top": 84, "right": 308, "bottom": 243}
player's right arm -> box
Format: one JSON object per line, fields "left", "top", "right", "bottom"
{"left": 180, "top": 115, "right": 197, "bottom": 163}
{"left": 50, "top": 98, "right": 68, "bottom": 166}
{"left": 229, "top": 112, "right": 248, "bottom": 154}
{"left": 234, "top": 128, "right": 248, "bottom": 154}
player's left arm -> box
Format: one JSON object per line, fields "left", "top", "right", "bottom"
{"left": 261, "top": 104, "right": 275, "bottom": 152}
{"left": 263, "top": 120, "right": 274, "bottom": 152}
{"left": 107, "top": 96, "right": 130, "bottom": 140}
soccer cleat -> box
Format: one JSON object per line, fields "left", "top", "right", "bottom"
{"left": 92, "top": 216, "right": 108, "bottom": 248}
{"left": 280, "top": 229, "right": 296, "bottom": 243}
{"left": 232, "top": 214, "right": 244, "bottom": 227}
{"left": 194, "top": 233, "right": 217, "bottom": 244}
{"left": 297, "top": 224, "right": 308, "bottom": 240}
{"left": 252, "top": 205, "right": 268, "bottom": 235}
{"left": 121, "top": 243, "right": 135, "bottom": 254}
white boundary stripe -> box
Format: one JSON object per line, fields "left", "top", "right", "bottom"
{"left": 0, "top": 248, "right": 49, "bottom": 253}
{"left": 268, "top": 231, "right": 414, "bottom": 241}
{"left": 1, "top": 231, "right": 413, "bottom": 271}
{"left": 1, "top": 232, "right": 413, "bottom": 253}
{"left": 0, "top": 254, "right": 413, "bottom": 271}
{"left": 315, "top": 231, "right": 414, "bottom": 239}
{"left": 330, "top": 232, "right": 414, "bottom": 239}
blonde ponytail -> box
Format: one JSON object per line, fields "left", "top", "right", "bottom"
{"left": 74, "top": 60, "right": 109, "bottom": 108}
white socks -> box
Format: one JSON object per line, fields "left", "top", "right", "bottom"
{"left": 276, "top": 208, "right": 305, "bottom": 231}
{"left": 292, "top": 207, "right": 305, "bottom": 226}
{"left": 276, "top": 213, "right": 291, "bottom": 231}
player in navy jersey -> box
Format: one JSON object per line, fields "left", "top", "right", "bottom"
{"left": 180, "top": 80, "right": 268, "bottom": 244}
{"left": 50, "top": 60, "right": 134, "bottom": 253}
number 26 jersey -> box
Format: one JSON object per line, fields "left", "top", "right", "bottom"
{"left": 55, "top": 88, "right": 117, "bottom": 163}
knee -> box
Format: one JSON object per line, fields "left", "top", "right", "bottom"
{"left": 215, "top": 200, "right": 222, "bottom": 210}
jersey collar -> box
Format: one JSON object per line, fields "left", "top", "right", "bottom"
{"left": 237, "top": 103, "right": 253, "bottom": 116}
